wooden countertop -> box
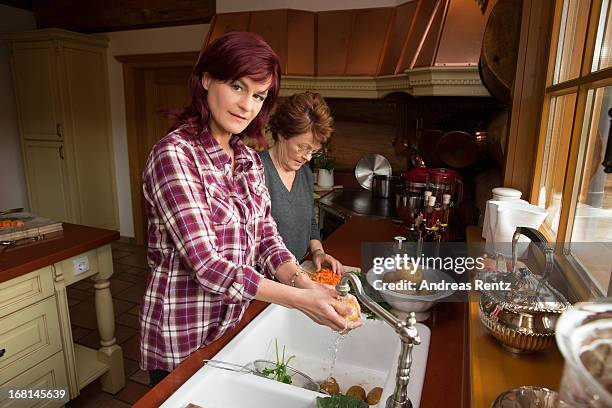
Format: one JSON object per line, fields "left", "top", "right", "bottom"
{"left": 466, "top": 226, "right": 564, "bottom": 407}
{"left": 0, "top": 222, "right": 119, "bottom": 283}
{"left": 135, "top": 216, "right": 468, "bottom": 408}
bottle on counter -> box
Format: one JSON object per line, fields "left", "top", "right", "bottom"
{"left": 439, "top": 193, "right": 451, "bottom": 242}
{"left": 424, "top": 195, "right": 439, "bottom": 242}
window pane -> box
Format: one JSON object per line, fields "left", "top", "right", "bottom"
{"left": 537, "top": 94, "right": 577, "bottom": 238}
{"left": 554, "top": 0, "right": 590, "bottom": 84}
{"left": 570, "top": 86, "right": 612, "bottom": 293}
{"left": 592, "top": 0, "right": 612, "bottom": 71}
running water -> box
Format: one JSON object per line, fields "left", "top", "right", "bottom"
{"left": 327, "top": 332, "right": 346, "bottom": 378}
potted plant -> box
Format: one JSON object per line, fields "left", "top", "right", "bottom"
{"left": 313, "top": 147, "right": 335, "bottom": 188}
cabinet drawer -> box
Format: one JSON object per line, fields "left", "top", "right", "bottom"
{"left": 0, "top": 267, "right": 54, "bottom": 319}
{"left": 0, "top": 351, "right": 68, "bottom": 408}
{"left": 0, "top": 297, "right": 62, "bottom": 384}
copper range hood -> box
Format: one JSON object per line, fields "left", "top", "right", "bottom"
{"left": 202, "top": 0, "right": 492, "bottom": 98}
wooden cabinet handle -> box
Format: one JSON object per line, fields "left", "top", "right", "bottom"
{"left": 59, "top": 145, "right": 64, "bottom": 160}
{"left": 0, "top": 348, "right": 5, "bottom": 358}
{"left": 56, "top": 123, "right": 62, "bottom": 138}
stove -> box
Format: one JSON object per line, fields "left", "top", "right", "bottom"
{"left": 317, "top": 189, "right": 399, "bottom": 237}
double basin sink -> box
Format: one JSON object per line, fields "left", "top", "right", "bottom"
{"left": 161, "top": 304, "right": 431, "bottom": 408}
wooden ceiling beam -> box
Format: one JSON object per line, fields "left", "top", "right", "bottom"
{"left": 31, "top": 0, "right": 215, "bottom": 33}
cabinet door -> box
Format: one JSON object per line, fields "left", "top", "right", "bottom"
{"left": 22, "top": 141, "right": 71, "bottom": 222}
{"left": 10, "top": 42, "right": 63, "bottom": 141}
{"left": 60, "top": 45, "right": 118, "bottom": 230}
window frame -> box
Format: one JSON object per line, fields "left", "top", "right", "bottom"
{"left": 531, "top": 0, "right": 611, "bottom": 299}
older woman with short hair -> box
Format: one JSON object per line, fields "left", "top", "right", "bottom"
{"left": 261, "top": 92, "right": 344, "bottom": 273}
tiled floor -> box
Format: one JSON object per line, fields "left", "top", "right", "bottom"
{"left": 66, "top": 240, "right": 151, "bottom": 407}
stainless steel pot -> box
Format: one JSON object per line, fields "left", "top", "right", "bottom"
{"left": 372, "top": 175, "right": 399, "bottom": 199}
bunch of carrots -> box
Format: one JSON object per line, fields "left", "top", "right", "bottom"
{"left": 310, "top": 267, "right": 341, "bottom": 286}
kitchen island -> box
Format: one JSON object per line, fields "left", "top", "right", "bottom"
{"left": 134, "top": 216, "right": 468, "bottom": 408}
{"left": 0, "top": 223, "right": 125, "bottom": 404}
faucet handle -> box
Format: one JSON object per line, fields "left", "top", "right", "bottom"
{"left": 394, "top": 236, "right": 406, "bottom": 250}
{"left": 400, "top": 312, "right": 421, "bottom": 345}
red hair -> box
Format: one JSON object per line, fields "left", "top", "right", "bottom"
{"left": 172, "top": 31, "right": 281, "bottom": 140}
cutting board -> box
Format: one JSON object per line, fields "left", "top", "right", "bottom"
{"left": 0, "top": 213, "right": 63, "bottom": 242}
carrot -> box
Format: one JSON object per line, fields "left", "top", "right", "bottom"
{"left": 311, "top": 268, "right": 341, "bottom": 286}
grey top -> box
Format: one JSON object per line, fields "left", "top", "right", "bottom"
{"left": 259, "top": 150, "right": 321, "bottom": 260}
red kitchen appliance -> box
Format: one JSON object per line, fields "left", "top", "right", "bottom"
{"left": 401, "top": 167, "right": 463, "bottom": 204}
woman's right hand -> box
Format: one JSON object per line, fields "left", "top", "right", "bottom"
{"left": 292, "top": 285, "right": 362, "bottom": 333}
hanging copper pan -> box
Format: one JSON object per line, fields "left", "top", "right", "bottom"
{"left": 436, "top": 130, "right": 480, "bottom": 168}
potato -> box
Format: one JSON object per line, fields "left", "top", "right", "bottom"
{"left": 346, "top": 385, "right": 366, "bottom": 401}
{"left": 319, "top": 377, "right": 339, "bottom": 395}
{"left": 339, "top": 294, "right": 361, "bottom": 322}
{"left": 366, "top": 387, "right": 383, "bottom": 405}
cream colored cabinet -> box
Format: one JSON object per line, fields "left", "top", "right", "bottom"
{"left": 0, "top": 245, "right": 125, "bottom": 405}
{"left": 6, "top": 29, "right": 119, "bottom": 230}
{"left": 22, "top": 141, "right": 71, "bottom": 222}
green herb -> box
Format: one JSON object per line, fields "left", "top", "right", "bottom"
{"left": 260, "top": 338, "right": 295, "bottom": 384}
{"left": 316, "top": 394, "right": 369, "bottom": 408}
{"left": 312, "top": 147, "right": 335, "bottom": 170}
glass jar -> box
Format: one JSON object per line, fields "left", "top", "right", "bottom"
{"left": 556, "top": 298, "right": 612, "bottom": 407}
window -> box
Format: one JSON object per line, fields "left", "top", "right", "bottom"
{"left": 534, "top": 0, "right": 612, "bottom": 297}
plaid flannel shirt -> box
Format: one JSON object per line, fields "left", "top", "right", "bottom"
{"left": 139, "top": 126, "right": 295, "bottom": 371}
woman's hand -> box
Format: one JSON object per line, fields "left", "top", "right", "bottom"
{"left": 312, "top": 250, "right": 345, "bottom": 275}
{"left": 293, "top": 284, "right": 362, "bottom": 333}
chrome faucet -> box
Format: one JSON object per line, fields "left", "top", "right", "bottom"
{"left": 511, "top": 226, "right": 554, "bottom": 278}
{"left": 336, "top": 273, "right": 421, "bottom": 408}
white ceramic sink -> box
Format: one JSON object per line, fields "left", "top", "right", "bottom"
{"left": 161, "top": 304, "right": 431, "bottom": 408}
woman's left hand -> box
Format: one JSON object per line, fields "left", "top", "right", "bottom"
{"left": 313, "top": 250, "right": 345, "bottom": 275}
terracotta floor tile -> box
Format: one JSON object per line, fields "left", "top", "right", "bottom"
{"left": 76, "top": 324, "right": 137, "bottom": 350}
{"left": 69, "top": 299, "right": 97, "bottom": 330}
{"left": 114, "top": 284, "right": 146, "bottom": 304}
{"left": 123, "top": 357, "right": 141, "bottom": 378}
{"left": 67, "top": 287, "right": 91, "bottom": 302}
{"left": 113, "top": 298, "right": 136, "bottom": 317}
{"left": 66, "top": 380, "right": 112, "bottom": 407}
{"left": 72, "top": 279, "right": 95, "bottom": 293}
{"left": 112, "top": 262, "right": 133, "bottom": 274}
{"left": 121, "top": 335, "right": 141, "bottom": 362}
{"left": 116, "top": 312, "right": 140, "bottom": 329}
{"left": 111, "top": 249, "right": 132, "bottom": 260}
{"left": 128, "top": 305, "right": 140, "bottom": 316}
{"left": 126, "top": 266, "right": 148, "bottom": 276}
{"left": 112, "top": 270, "right": 141, "bottom": 284}
{"left": 99, "top": 399, "right": 132, "bottom": 408}
{"left": 109, "top": 278, "right": 133, "bottom": 295}
{"left": 71, "top": 325, "right": 93, "bottom": 342}
{"left": 129, "top": 369, "right": 150, "bottom": 386}
{"left": 116, "top": 253, "right": 147, "bottom": 268}
{"left": 114, "top": 380, "right": 150, "bottom": 405}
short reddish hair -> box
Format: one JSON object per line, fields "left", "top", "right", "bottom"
{"left": 172, "top": 31, "right": 281, "bottom": 140}
{"left": 268, "top": 92, "right": 333, "bottom": 145}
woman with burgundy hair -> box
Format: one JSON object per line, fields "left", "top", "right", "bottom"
{"left": 140, "top": 32, "right": 361, "bottom": 386}
{"left": 261, "top": 92, "right": 344, "bottom": 273}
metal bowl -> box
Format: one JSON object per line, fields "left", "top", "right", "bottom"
{"left": 479, "top": 303, "right": 557, "bottom": 353}
{"left": 477, "top": 268, "right": 570, "bottom": 354}
{"left": 366, "top": 267, "right": 456, "bottom": 321}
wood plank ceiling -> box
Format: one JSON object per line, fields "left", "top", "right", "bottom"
{"left": 24, "top": 0, "right": 215, "bottom": 32}
{"left": 203, "top": 0, "right": 487, "bottom": 77}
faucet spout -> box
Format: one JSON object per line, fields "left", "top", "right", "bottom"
{"left": 511, "top": 227, "right": 553, "bottom": 278}
{"left": 336, "top": 273, "right": 420, "bottom": 408}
